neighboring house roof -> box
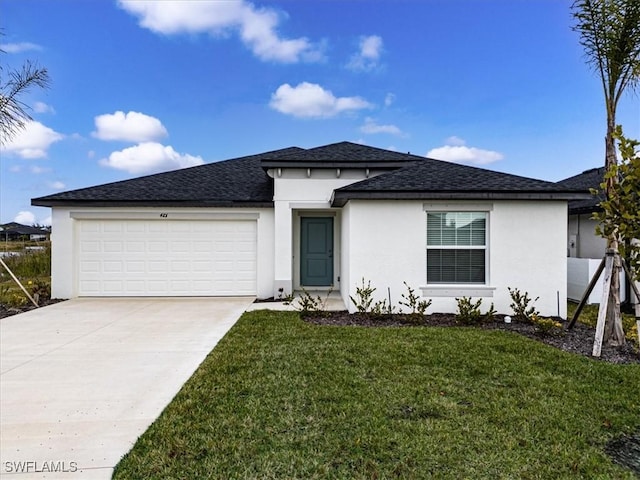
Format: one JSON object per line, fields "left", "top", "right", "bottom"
{"left": 0, "top": 223, "right": 49, "bottom": 236}
{"left": 556, "top": 167, "right": 605, "bottom": 215}
{"left": 32, "top": 142, "right": 591, "bottom": 208}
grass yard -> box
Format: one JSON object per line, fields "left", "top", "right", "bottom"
{"left": 114, "top": 310, "right": 640, "bottom": 479}
{"left": 0, "top": 241, "right": 51, "bottom": 307}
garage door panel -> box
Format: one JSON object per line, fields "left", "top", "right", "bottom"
{"left": 126, "top": 241, "right": 145, "bottom": 253}
{"left": 104, "top": 222, "right": 123, "bottom": 233}
{"left": 77, "top": 219, "right": 257, "bottom": 296}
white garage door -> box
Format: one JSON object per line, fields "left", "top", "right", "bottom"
{"left": 77, "top": 219, "right": 257, "bottom": 296}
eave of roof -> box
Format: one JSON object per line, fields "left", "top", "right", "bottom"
{"left": 32, "top": 199, "right": 274, "bottom": 208}
{"left": 331, "top": 190, "right": 592, "bottom": 207}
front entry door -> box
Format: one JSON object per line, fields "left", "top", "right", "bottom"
{"left": 300, "top": 217, "right": 333, "bottom": 286}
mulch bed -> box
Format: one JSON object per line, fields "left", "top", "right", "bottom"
{"left": 303, "top": 311, "right": 640, "bottom": 365}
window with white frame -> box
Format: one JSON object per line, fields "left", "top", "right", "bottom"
{"left": 426, "top": 212, "right": 487, "bottom": 284}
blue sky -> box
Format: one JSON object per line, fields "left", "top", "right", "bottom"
{"left": 1, "top": 0, "right": 638, "bottom": 225}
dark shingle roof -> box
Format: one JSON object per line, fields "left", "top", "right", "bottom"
{"left": 556, "top": 167, "right": 604, "bottom": 214}
{"left": 332, "top": 158, "right": 591, "bottom": 206}
{"left": 32, "top": 142, "right": 592, "bottom": 208}
{"left": 32, "top": 147, "right": 303, "bottom": 207}
{"left": 261, "top": 141, "right": 420, "bottom": 168}
{"left": 0, "top": 223, "right": 49, "bottom": 235}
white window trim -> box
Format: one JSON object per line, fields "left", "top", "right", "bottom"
{"left": 422, "top": 207, "right": 494, "bottom": 296}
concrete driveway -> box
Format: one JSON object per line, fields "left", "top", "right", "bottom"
{"left": 0, "top": 297, "right": 253, "bottom": 479}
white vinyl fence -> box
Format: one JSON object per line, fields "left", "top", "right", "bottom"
{"left": 568, "top": 257, "right": 627, "bottom": 304}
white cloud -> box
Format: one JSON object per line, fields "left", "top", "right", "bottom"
{"left": 270, "top": 82, "right": 372, "bottom": 118}
{"left": 92, "top": 111, "right": 168, "bottom": 143}
{"left": 117, "top": 0, "right": 323, "bottom": 63}
{"left": 426, "top": 145, "right": 503, "bottom": 164}
{"left": 427, "top": 137, "right": 503, "bottom": 165}
{"left": 30, "top": 165, "right": 51, "bottom": 174}
{"left": 33, "top": 102, "right": 55, "bottom": 114}
{"left": 347, "top": 35, "right": 383, "bottom": 72}
{"left": 13, "top": 210, "right": 51, "bottom": 226}
{"left": 14, "top": 211, "right": 36, "bottom": 225}
{"left": 360, "top": 117, "right": 405, "bottom": 137}
{"left": 384, "top": 93, "right": 395, "bottom": 107}
{"left": 1, "top": 121, "right": 63, "bottom": 159}
{"left": 49, "top": 181, "right": 66, "bottom": 190}
{"left": 99, "top": 142, "right": 204, "bottom": 175}
{"left": 0, "top": 42, "right": 42, "bottom": 53}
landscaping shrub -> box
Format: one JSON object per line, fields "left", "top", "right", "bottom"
{"left": 455, "top": 297, "right": 484, "bottom": 324}
{"left": 350, "top": 278, "right": 375, "bottom": 313}
{"left": 399, "top": 281, "right": 431, "bottom": 316}
{"left": 531, "top": 314, "right": 564, "bottom": 337}
{"left": 508, "top": 287, "right": 540, "bottom": 322}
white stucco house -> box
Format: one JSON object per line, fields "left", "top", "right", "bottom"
{"left": 32, "top": 142, "right": 590, "bottom": 317}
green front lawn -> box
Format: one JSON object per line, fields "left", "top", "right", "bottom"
{"left": 114, "top": 310, "right": 640, "bottom": 479}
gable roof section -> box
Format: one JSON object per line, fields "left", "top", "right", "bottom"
{"left": 332, "top": 158, "right": 591, "bottom": 206}
{"left": 556, "top": 167, "right": 604, "bottom": 214}
{"left": 32, "top": 147, "right": 303, "bottom": 207}
{"left": 260, "top": 141, "right": 420, "bottom": 169}
{"left": 32, "top": 142, "right": 592, "bottom": 208}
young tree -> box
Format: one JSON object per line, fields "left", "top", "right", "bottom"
{"left": 572, "top": 0, "right": 640, "bottom": 346}
{"left": 594, "top": 128, "right": 640, "bottom": 281}
{"left": 0, "top": 35, "right": 50, "bottom": 145}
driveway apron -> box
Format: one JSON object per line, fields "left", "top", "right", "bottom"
{"left": 0, "top": 297, "right": 253, "bottom": 479}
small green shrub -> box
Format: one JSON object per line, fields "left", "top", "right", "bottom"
{"left": 284, "top": 287, "right": 332, "bottom": 316}
{"left": 371, "top": 298, "right": 396, "bottom": 316}
{"left": 399, "top": 281, "right": 432, "bottom": 316}
{"left": 350, "top": 278, "right": 375, "bottom": 313}
{"left": 29, "top": 279, "right": 51, "bottom": 304}
{"left": 508, "top": 287, "right": 539, "bottom": 322}
{"left": 456, "top": 297, "right": 484, "bottom": 325}
{"left": 4, "top": 292, "right": 28, "bottom": 308}
{"left": 455, "top": 298, "right": 496, "bottom": 325}
{"left": 484, "top": 302, "right": 497, "bottom": 322}
{"left": 531, "top": 314, "right": 564, "bottom": 337}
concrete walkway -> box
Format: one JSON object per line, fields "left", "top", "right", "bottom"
{"left": 0, "top": 297, "right": 253, "bottom": 479}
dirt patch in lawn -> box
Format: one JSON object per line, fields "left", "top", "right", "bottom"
{"left": 303, "top": 311, "right": 640, "bottom": 365}
{"left": 606, "top": 431, "right": 640, "bottom": 477}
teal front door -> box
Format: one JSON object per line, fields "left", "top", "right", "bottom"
{"left": 300, "top": 217, "right": 333, "bottom": 286}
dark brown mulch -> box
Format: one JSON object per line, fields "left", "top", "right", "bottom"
{"left": 0, "top": 299, "right": 66, "bottom": 319}
{"left": 303, "top": 311, "right": 640, "bottom": 365}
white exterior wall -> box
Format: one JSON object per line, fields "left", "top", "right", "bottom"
{"left": 340, "top": 203, "right": 351, "bottom": 309}
{"left": 568, "top": 213, "right": 606, "bottom": 259}
{"left": 49, "top": 207, "right": 274, "bottom": 299}
{"left": 343, "top": 200, "right": 568, "bottom": 317}
{"left": 271, "top": 168, "right": 378, "bottom": 297}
